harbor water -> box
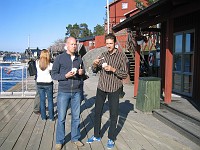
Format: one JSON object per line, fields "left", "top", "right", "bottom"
{"left": 0, "top": 63, "right": 27, "bottom": 92}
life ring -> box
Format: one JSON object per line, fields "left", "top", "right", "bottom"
{"left": 4, "top": 68, "right": 12, "bottom": 74}
{"left": 148, "top": 53, "right": 154, "bottom": 66}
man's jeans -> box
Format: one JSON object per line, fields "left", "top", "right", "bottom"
{"left": 37, "top": 84, "right": 54, "bottom": 120}
{"left": 56, "top": 92, "right": 81, "bottom": 144}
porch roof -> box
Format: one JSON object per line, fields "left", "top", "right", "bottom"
{"left": 112, "top": 0, "right": 200, "bottom": 32}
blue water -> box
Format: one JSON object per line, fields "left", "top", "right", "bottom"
{"left": 3, "top": 56, "right": 18, "bottom": 62}
{"left": 0, "top": 63, "right": 27, "bottom": 92}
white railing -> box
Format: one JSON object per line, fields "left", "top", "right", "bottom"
{"left": 0, "top": 65, "right": 36, "bottom": 98}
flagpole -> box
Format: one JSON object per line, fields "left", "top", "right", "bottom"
{"left": 107, "top": 0, "right": 110, "bottom": 34}
{"left": 28, "top": 34, "right": 30, "bottom": 48}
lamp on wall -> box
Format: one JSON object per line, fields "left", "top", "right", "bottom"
{"left": 136, "top": 39, "right": 144, "bottom": 45}
{"left": 135, "top": 35, "right": 147, "bottom": 45}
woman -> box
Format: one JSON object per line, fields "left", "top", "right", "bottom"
{"left": 36, "top": 49, "right": 54, "bottom": 121}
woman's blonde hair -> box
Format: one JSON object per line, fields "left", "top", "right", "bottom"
{"left": 39, "top": 49, "right": 50, "bottom": 71}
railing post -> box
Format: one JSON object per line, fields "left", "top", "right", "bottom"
{"left": 0, "top": 67, "right": 2, "bottom": 93}
{"left": 22, "top": 67, "right": 24, "bottom": 96}
{"left": 26, "top": 66, "right": 28, "bottom": 91}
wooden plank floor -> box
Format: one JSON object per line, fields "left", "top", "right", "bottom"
{"left": 0, "top": 76, "right": 199, "bottom": 150}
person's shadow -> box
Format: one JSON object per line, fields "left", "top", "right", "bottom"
{"left": 62, "top": 98, "right": 135, "bottom": 145}
{"left": 115, "top": 100, "right": 135, "bottom": 138}
{"left": 100, "top": 100, "right": 135, "bottom": 139}
{"left": 78, "top": 96, "right": 110, "bottom": 141}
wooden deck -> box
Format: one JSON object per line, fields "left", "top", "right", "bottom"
{"left": 0, "top": 76, "right": 199, "bottom": 150}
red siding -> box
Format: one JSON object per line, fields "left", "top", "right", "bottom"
{"left": 109, "top": 0, "right": 147, "bottom": 29}
{"left": 115, "top": 34, "right": 128, "bottom": 52}
{"left": 95, "top": 35, "right": 105, "bottom": 48}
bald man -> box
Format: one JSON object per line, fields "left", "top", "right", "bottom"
{"left": 51, "top": 37, "right": 85, "bottom": 150}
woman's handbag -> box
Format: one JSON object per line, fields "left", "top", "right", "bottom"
{"left": 82, "top": 74, "right": 89, "bottom": 81}
{"left": 28, "top": 59, "right": 37, "bottom": 76}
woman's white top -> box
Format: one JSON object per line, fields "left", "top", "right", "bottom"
{"left": 36, "top": 60, "right": 53, "bottom": 83}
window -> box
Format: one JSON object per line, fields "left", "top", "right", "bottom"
{"left": 89, "top": 41, "right": 94, "bottom": 47}
{"left": 173, "top": 30, "right": 194, "bottom": 96}
{"left": 175, "top": 35, "right": 182, "bottom": 53}
{"left": 122, "top": 3, "right": 128, "bottom": 9}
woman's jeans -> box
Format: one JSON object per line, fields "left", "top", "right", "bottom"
{"left": 94, "top": 88, "right": 120, "bottom": 141}
{"left": 56, "top": 92, "right": 81, "bottom": 144}
{"left": 37, "top": 84, "right": 54, "bottom": 120}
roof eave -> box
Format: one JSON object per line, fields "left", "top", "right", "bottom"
{"left": 112, "top": 0, "right": 168, "bottom": 32}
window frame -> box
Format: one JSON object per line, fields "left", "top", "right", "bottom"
{"left": 122, "top": 2, "right": 128, "bottom": 9}
{"left": 172, "top": 29, "right": 195, "bottom": 97}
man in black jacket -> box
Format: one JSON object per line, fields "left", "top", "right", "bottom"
{"left": 28, "top": 58, "right": 40, "bottom": 115}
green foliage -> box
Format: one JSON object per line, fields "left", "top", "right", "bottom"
{"left": 93, "top": 24, "right": 105, "bottom": 36}
{"left": 134, "top": 0, "right": 158, "bottom": 9}
{"left": 66, "top": 23, "right": 80, "bottom": 39}
{"left": 79, "top": 23, "right": 93, "bottom": 38}
{"left": 65, "top": 23, "right": 104, "bottom": 39}
{"left": 134, "top": 0, "right": 146, "bottom": 10}
{"left": 147, "top": 0, "right": 158, "bottom": 5}
{"left": 50, "top": 23, "right": 104, "bottom": 53}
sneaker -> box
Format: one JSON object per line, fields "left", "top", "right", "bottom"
{"left": 42, "top": 118, "right": 47, "bottom": 121}
{"left": 72, "top": 141, "right": 84, "bottom": 147}
{"left": 107, "top": 139, "right": 115, "bottom": 149}
{"left": 55, "top": 144, "right": 62, "bottom": 150}
{"left": 33, "top": 111, "right": 40, "bottom": 115}
{"left": 86, "top": 135, "right": 101, "bottom": 143}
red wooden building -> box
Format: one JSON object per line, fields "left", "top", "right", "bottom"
{"left": 77, "top": 36, "right": 95, "bottom": 51}
{"left": 103, "top": 0, "right": 149, "bottom": 52}
{"left": 113, "top": 0, "right": 200, "bottom": 108}
{"left": 106, "top": 0, "right": 147, "bottom": 32}
{"left": 83, "top": 0, "right": 149, "bottom": 51}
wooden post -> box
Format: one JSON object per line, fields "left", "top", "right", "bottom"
{"left": 134, "top": 45, "right": 140, "bottom": 97}
{"left": 164, "top": 18, "right": 173, "bottom": 104}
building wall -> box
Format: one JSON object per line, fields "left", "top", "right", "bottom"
{"left": 95, "top": 34, "right": 128, "bottom": 52}
{"left": 115, "top": 34, "right": 128, "bottom": 52}
{"left": 108, "top": 0, "right": 147, "bottom": 51}
{"left": 178, "top": 11, "right": 200, "bottom": 106}
{"left": 95, "top": 35, "right": 105, "bottom": 48}
{"left": 80, "top": 40, "right": 95, "bottom": 51}
{"left": 195, "top": 19, "right": 200, "bottom": 106}
{"left": 109, "top": 0, "right": 135, "bottom": 28}
{"left": 109, "top": 0, "right": 147, "bottom": 29}
{"left": 170, "top": 10, "right": 200, "bottom": 106}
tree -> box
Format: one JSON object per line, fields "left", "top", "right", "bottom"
{"left": 79, "top": 23, "right": 93, "bottom": 38}
{"left": 66, "top": 23, "right": 80, "bottom": 38}
{"left": 134, "top": 0, "right": 158, "bottom": 10}
{"left": 93, "top": 24, "right": 105, "bottom": 36}
{"left": 146, "top": 0, "right": 158, "bottom": 6}
{"left": 66, "top": 23, "right": 93, "bottom": 39}
{"left": 50, "top": 39, "right": 65, "bottom": 53}
{"left": 66, "top": 23, "right": 105, "bottom": 39}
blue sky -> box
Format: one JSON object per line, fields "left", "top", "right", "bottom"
{"left": 0, "top": 0, "right": 108, "bottom": 52}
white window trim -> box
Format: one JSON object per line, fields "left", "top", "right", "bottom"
{"left": 122, "top": 3, "right": 128, "bottom": 9}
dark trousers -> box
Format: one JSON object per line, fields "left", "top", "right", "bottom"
{"left": 94, "top": 88, "right": 120, "bottom": 141}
